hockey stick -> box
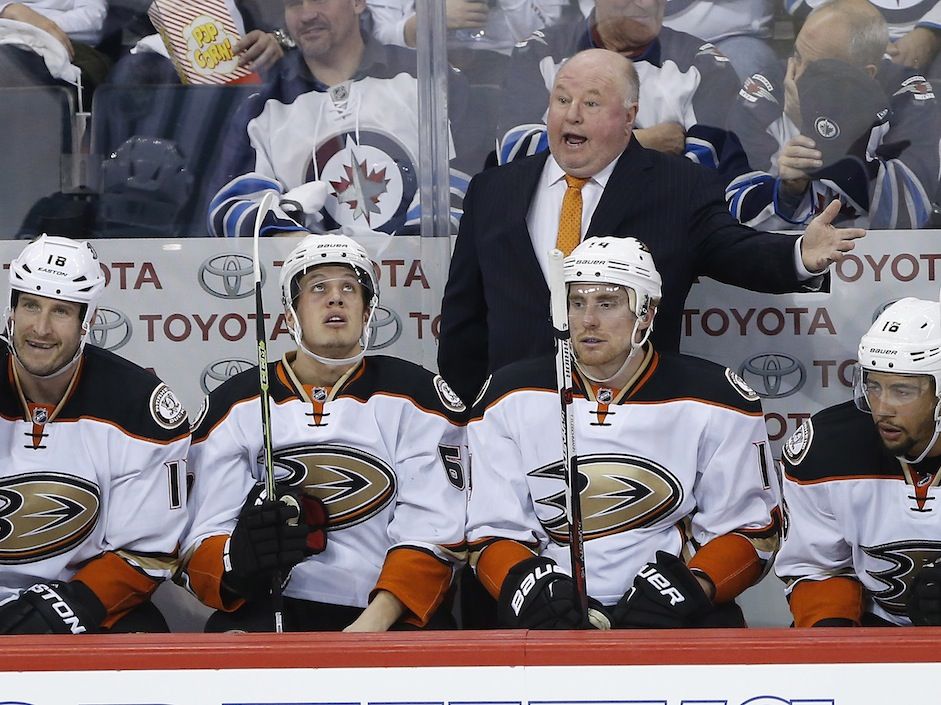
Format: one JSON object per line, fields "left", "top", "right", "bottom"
{"left": 547, "top": 248, "right": 589, "bottom": 624}
{"left": 252, "top": 191, "right": 284, "bottom": 633}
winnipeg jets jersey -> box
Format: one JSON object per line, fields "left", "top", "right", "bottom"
{"left": 208, "top": 40, "right": 465, "bottom": 238}
{"left": 497, "top": 18, "right": 746, "bottom": 176}
{"left": 776, "top": 400, "right": 941, "bottom": 626}
{"left": 0, "top": 343, "right": 190, "bottom": 618}
{"left": 725, "top": 60, "right": 940, "bottom": 230}
{"left": 182, "top": 353, "right": 467, "bottom": 624}
{"left": 663, "top": 0, "right": 774, "bottom": 43}
{"left": 466, "top": 349, "right": 780, "bottom": 606}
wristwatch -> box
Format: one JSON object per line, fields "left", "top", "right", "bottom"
{"left": 272, "top": 28, "right": 296, "bottom": 50}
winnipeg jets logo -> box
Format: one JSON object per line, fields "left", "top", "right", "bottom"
{"left": 330, "top": 147, "right": 391, "bottom": 225}
{"left": 311, "top": 132, "right": 417, "bottom": 234}
{"left": 862, "top": 540, "right": 941, "bottom": 615}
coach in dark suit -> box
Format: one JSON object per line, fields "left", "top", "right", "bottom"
{"left": 438, "top": 48, "right": 863, "bottom": 403}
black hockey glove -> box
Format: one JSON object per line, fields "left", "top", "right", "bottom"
{"left": 497, "top": 557, "right": 610, "bottom": 630}
{"left": 612, "top": 551, "right": 712, "bottom": 629}
{"left": 222, "top": 483, "right": 328, "bottom": 600}
{"left": 0, "top": 580, "right": 106, "bottom": 634}
{"left": 907, "top": 563, "right": 941, "bottom": 626}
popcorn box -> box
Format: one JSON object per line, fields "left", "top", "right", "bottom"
{"left": 148, "top": 0, "right": 258, "bottom": 84}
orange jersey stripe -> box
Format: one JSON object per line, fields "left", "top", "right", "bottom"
{"left": 789, "top": 576, "right": 864, "bottom": 627}
{"left": 72, "top": 551, "right": 160, "bottom": 628}
{"left": 475, "top": 539, "right": 538, "bottom": 600}
{"left": 688, "top": 533, "right": 762, "bottom": 604}
{"left": 185, "top": 535, "right": 244, "bottom": 612}
{"left": 372, "top": 546, "right": 453, "bottom": 627}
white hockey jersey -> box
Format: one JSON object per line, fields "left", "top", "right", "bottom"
{"left": 0, "top": 343, "right": 190, "bottom": 625}
{"left": 181, "top": 353, "right": 467, "bottom": 625}
{"left": 466, "top": 349, "right": 781, "bottom": 607}
{"left": 776, "top": 400, "right": 941, "bottom": 626}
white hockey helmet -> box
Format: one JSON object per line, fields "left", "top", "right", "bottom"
{"left": 5, "top": 234, "right": 105, "bottom": 334}
{"left": 854, "top": 294, "right": 941, "bottom": 462}
{"left": 278, "top": 233, "right": 379, "bottom": 366}
{"left": 564, "top": 236, "right": 662, "bottom": 318}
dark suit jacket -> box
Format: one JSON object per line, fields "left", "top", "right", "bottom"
{"left": 438, "top": 139, "right": 812, "bottom": 403}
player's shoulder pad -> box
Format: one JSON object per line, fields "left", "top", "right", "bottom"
{"left": 347, "top": 355, "right": 465, "bottom": 420}
{"left": 637, "top": 352, "right": 762, "bottom": 413}
{"left": 74, "top": 346, "right": 188, "bottom": 440}
{"left": 191, "top": 362, "right": 266, "bottom": 440}
{"left": 782, "top": 400, "right": 889, "bottom": 482}
{"left": 470, "top": 354, "right": 556, "bottom": 418}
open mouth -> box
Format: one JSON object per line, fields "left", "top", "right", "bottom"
{"left": 564, "top": 133, "right": 587, "bottom": 147}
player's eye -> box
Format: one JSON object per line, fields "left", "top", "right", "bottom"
{"left": 311, "top": 282, "right": 326, "bottom": 293}
{"left": 342, "top": 282, "right": 355, "bottom": 293}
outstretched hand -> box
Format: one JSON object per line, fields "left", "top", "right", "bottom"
{"left": 800, "top": 199, "right": 866, "bottom": 274}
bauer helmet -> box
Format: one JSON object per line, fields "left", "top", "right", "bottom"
{"left": 854, "top": 293, "right": 941, "bottom": 463}
{"left": 279, "top": 233, "right": 379, "bottom": 366}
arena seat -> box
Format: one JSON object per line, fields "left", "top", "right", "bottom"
{"left": 0, "top": 86, "right": 74, "bottom": 239}
{"left": 91, "top": 84, "right": 259, "bottom": 237}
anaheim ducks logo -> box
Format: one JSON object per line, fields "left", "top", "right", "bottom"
{"left": 532, "top": 454, "right": 683, "bottom": 543}
{"left": 0, "top": 473, "right": 100, "bottom": 564}
{"left": 862, "top": 540, "right": 941, "bottom": 615}
{"left": 272, "top": 444, "right": 396, "bottom": 529}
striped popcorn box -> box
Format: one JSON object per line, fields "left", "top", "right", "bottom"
{"left": 148, "top": 0, "right": 259, "bottom": 85}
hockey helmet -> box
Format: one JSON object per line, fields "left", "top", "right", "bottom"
{"left": 6, "top": 234, "right": 105, "bottom": 333}
{"left": 278, "top": 233, "right": 379, "bottom": 366}
{"left": 854, "top": 293, "right": 941, "bottom": 462}
{"left": 563, "top": 236, "right": 662, "bottom": 320}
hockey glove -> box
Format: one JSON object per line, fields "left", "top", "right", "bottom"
{"left": 497, "top": 557, "right": 610, "bottom": 630}
{"left": 222, "top": 483, "right": 328, "bottom": 600}
{"left": 0, "top": 580, "right": 106, "bottom": 634}
{"left": 612, "top": 551, "right": 712, "bottom": 629}
{"left": 907, "top": 563, "right": 941, "bottom": 626}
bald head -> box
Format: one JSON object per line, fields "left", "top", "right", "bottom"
{"left": 802, "top": 0, "right": 889, "bottom": 68}
{"left": 547, "top": 49, "right": 640, "bottom": 178}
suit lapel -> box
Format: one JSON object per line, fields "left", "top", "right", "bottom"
{"left": 503, "top": 152, "right": 551, "bottom": 288}
{"left": 586, "top": 138, "right": 653, "bottom": 238}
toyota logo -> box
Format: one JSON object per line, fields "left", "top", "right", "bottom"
{"left": 198, "top": 254, "right": 262, "bottom": 299}
{"left": 368, "top": 305, "right": 402, "bottom": 350}
{"left": 738, "top": 353, "right": 806, "bottom": 399}
{"left": 201, "top": 358, "right": 255, "bottom": 394}
{"left": 89, "top": 307, "right": 132, "bottom": 351}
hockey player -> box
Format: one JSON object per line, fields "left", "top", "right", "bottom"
{"left": 180, "top": 233, "right": 468, "bottom": 631}
{"left": 0, "top": 235, "right": 190, "bottom": 634}
{"left": 465, "top": 236, "right": 781, "bottom": 629}
{"left": 776, "top": 294, "right": 941, "bottom": 627}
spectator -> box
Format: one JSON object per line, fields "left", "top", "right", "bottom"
{"left": 367, "top": 0, "right": 567, "bottom": 82}
{"left": 0, "top": 0, "right": 111, "bottom": 102}
{"left": 777, "top": 292, "right": 941, "bottom": 627}
{"left": 466, "top": 237, "right": 780, "bottom": 629}
{"left": 726, "top": 0, "right": 940, "bottom": 230}
{"left": 0, "top": 235, "right": 189, "bottom": 634}
{"left": 786, "top": 0, "right": 941, "bottom": 78}
{"left": 106, "top": 0, "right": 288, "bottom": 85}
{"left": 179, "top": 234, "right": 467, "bottom": 632}
{"left": 208, "top": 0, "right": 469, "bottom": 238}
{"left": 496, "top": 0, "right": 748, "bottom": 180}
{"left": 437, "top": 48, "right": 863, "bottom": 405}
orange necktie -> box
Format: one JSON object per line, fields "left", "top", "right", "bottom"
{"left": 555, "top": 175, "right": 590, "bottom": 256}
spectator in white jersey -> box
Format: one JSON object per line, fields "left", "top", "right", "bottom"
{"left": 180, "top": 234, "right": 468, "bottom": 632}
{"left": 465, "top": 236, "right": 781, "bottom": 630}
{"left": 776, "top": 293, "right": 941, "bottom": 627}
{"left": 0, "top": 235, "right": 190, "bottom": 634}
{"left": 208, "top": 0, "right": 470, "bottom": 239}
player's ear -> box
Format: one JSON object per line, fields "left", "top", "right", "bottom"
{"left": 285, "top": 308, "right": 296, "bottom": 329}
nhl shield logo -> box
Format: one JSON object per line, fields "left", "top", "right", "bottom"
{"left": 312, "top": 387, "right": 328, "bottom": 403}
{"left": 31, "top": 407, "right": 49, "bottom": 425}
{"left": 597, "top": 388, "right": 613, "bottom": 404}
